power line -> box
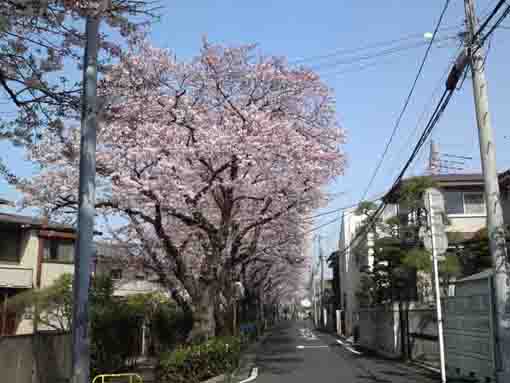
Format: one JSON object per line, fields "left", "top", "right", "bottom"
{"left": 303, "top": 216, "right": 342, "bottom": 235}
{"left": 359, "top": 0, "right": 452, "bottom": 202}
{"left": 289, "top": 25, "right": 461, "bottom": 66}
{"left": 473, "top": 0, "right": 508, "bottom": 42}
{"left": 313, "top": 35, "right": 457, "bottom": 73}
{"left": 302, "top": 197, "right": 382, "bottom": 221}
{"left": 386, "top": 44, "right": 463, "bottom": 180}
{"left": 388, "top": 43, "right": 464, "bottom": 178}
{"left": 318, "top": 37, "right": 457, "bottom": 78}
{"left": 478, "top": 3, "right": 510, "bottom": 48}
{"left": 337, "top": 87, "right": 456, "bottom": 259}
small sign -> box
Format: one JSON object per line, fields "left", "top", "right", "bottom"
{"left": 423, "top": 188, "right": 448, "bottom": 254}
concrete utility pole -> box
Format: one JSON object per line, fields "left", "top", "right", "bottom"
{"left": 318, "top": 235, "right": 325, "bottom": 328}
{"left": 72, "top": 13, "right": 101, "bottom": 383}
{"left": 310, "top": 264, "right": 316, "bottom": 326}
{"left": 464, "top": 1, "right": 510, "bottom": 380}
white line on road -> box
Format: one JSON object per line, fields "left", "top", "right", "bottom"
{"left": 336, "top": 339, "right": 362, "bottom": 355}
{"left": 296, "top": 345, "right": 329, "bottom": 349}
{"left": 238, "top": 367, "right": 258, "bottom": 383}
{"left": 298, "top": 328, "right": 318, "bottom": 341}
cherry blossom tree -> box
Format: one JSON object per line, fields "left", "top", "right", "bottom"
{"left": 0, "top": 0, "right": 159, "bottom": 146}
{"left": 18, "top": 37, "right": 345, "bottom": 340}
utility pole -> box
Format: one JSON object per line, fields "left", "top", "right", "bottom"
{"left": 463, "top": 1, "right": 510, "bottom": 381}
{"left": 318, "top": 235, "right": 325, "bottom": 328}
{"left": 427, "top": 191, "right": 447, "bottom": 383}
{"left": 311, "top": 263, "right": 317, "bottom": 327}
{"left": 72, "top": 10, "right": 101, "bottom": 383}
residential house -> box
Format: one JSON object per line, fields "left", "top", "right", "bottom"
{"left": 336, "top": 173, "right": 489, "bottom": 337}
{"left": 497, "top": 169, "right": 510, "bottom": 226}
{"left": 93, "top": 242, "right": 168, "bottom": 298}
{"left": 336, "top": 204, "right": 397, "bottom": 337}
{"left": 0, "top": 212, "right": 76, "bottom": 335}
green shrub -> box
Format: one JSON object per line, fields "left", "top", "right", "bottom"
{"left": 151, "top": 303, "right": 192, "bottom": 353}
{"left": 157, "top": 337, "right": 241, "bottom": 383}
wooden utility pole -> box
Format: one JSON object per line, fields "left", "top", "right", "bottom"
{"left": 464, "top": 1, "right": 510, "bottom": 381}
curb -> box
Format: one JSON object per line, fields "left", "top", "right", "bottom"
{"left": 237, "top": 367, "right": 258, "bottom": 383}
{"left": 230, "top": 327, "right": 274, "bottom": 383}
{"left": 201, "top": 374, "right": 227, "bottom": 383}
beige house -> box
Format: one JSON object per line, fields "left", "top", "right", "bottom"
{"left": 94, "top": 242, "right": 168, "bottom": 298}
{"left": 0, "top": 212, "right": 75, "bottom": 335}
{"left": 337, "top": 173, "right": 489, "bottom": 338}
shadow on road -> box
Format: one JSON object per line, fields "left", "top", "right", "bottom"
{"left": 254, "top": 324, "right": 305, "bottom": 376}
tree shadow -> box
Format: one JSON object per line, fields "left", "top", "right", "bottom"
{"left": 255, "top": 355, "right": 305, "bottom": 375}
{"left": 356, "top": 375, "right": 392, "bottom": 383}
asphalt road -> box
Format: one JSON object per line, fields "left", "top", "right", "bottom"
{"left": 255, "top": 321, "right": 439, "bottom": 383}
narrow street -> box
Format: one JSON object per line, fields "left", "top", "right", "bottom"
{"left": 255, "top": 321, "right": 439, "bottom": 383}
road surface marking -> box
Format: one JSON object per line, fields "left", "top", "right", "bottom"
{"left": 238, "top": 367, "right": 258, "bottom": 383}
{"left": 296, "top": 345, "right": 329, "bottom": 349}
{"left": 336, "top": 339, "right": 362, "bottom": 355}
{"left": 299, "top": 328, "right": 318, "bottom": 340}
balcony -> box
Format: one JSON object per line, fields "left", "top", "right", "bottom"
{"left": 0, "top": 267, "right": 33, "bottom": 288}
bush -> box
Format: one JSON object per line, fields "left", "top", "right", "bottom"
{"left": 157, "top": 337, "right": 241, "bottom": 383}
{"left": 151, "top": 303, "right": 192, "bottom": 353}
{"left": 90, "top": 277, "right": 144, "bottom": 376}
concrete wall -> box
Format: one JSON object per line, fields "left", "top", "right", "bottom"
{"left": 0, "top": 332, "right": 71, "bottom": 383}
{"left": 357, "top": 303, "right": 401, "bottom": 358}
{"left": 407, "top": 303, "right": 439, "bottom": 367}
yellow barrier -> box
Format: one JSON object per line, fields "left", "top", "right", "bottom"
{"left": 91, "top": 373, "right": 143, "bottom": 383}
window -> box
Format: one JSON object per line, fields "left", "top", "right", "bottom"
{"left": 135, "top": 272, "right": 146, "bottom": 281}
{"left": 44, "top": 239, "right": 74, "bottom": 263}
{"left": 110, "top": 269, "right": 123, "bottom": 280}
{"left": 464, "top": 192, "right": 486, "bottom": 215}
{"left": 444, "top": 191, "right": 485, "bottom": 215}
{"left": 0, "top": 227, "right": 20, "bottom": 262}
{"left": 444, "top": 191, "right": 464, "bottom": 215}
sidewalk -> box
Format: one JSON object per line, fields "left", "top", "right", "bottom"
{"left": 229, "top": 323, "right": 277, "bottom": 383}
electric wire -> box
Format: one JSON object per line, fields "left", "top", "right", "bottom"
{"left": 289, "top": 25, "right": 461, "bottom": 66}
{"left": 337, "top": 88, "right": 455, "bottom": 258}
{"left": 359, "top": 0, "right": 452, "bottom": 203}
{"left": 312, "top": 36, "right": 457, "bottom": 73}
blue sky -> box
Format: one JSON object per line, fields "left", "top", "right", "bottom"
{"left": 2, "top": 0, "right": 510, "bottom": 260}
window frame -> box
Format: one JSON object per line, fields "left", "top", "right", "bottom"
{"left": 445, "top": 190, "right": 486, "bottom": 217}
{"left": 462, "top": 191, "right": 486, "bottom": 216}
{"left": 110, "top": 268, "right": 123, "bottom": 280}
{"left": 43, "top": 238, "right": 75, "bottom": 264}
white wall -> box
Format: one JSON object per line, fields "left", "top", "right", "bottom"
{"left": 446, "top": 215, "right": 486, "bottom": 234}
{"left": 39, "top": 263, "right": 74, "bottom": 288}
{"left": 338, "top": 208, "right": 365, "bottom": 337}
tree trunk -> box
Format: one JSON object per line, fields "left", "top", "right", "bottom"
{"left": 187, "top": 284, "right": 216, "bottom": 343}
